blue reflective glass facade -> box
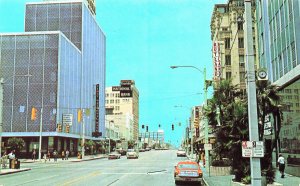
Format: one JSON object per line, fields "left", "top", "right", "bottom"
{"left": 0, "top": 1, "right": 106, "bottom": 138}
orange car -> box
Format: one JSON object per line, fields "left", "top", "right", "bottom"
{"left": 174, "top": 161, "right": 203, "bottom": 185}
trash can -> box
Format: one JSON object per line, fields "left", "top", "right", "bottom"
{"left": 15, "top": 160, "right": 20, "bottom": 169}
{"left": 11, "top": 159, "right": 16, "bottom": 169}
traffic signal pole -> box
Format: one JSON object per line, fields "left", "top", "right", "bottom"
{"left": 38, "top": 107, "right": 43, "bottom": 161}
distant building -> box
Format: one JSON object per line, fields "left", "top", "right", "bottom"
{"left": 0, "top": 0, "right": 105, "bottom": 155}
{"left": 211, "top": 0, "right": 259, "bottom": 90}
{"left": 105, "top": 80, "right": 139, "bottom": 141}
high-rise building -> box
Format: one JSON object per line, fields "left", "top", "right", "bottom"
{"left": 256, "top": 0, "right": 300, "bottom": 176}
{"left": 211, "top": 0, "right": 259, "bottom": 90}
{"left": 0, "top": 0, "right": 105, "bottom": 155}
{"left": 105, "top": 80, "right": 139, "bottom": 141}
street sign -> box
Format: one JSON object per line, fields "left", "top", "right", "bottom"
{"left": 63, "top": 114, "right": 73, "bottom": 126}
{"left": 252, "top": 141, "right": 264, "bottom": 157}
{"left": 242, "top": 141, "right": 264, "bottom": 158}
{"left": 204, "top": 143, "right": 212, "bottom": 150}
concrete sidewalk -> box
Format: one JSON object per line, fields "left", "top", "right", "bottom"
{"left": 187, "top": 155, "right": 300, "bottom": 186}
{"left": 1, "top": 154, "right": 107, "bottom": 175}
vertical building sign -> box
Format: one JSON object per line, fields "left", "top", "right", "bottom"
{"left": 95, "top": 84, "right": 99, "bottom": 133}
{"left": 213, "top": 42, "right": 221, "bottom": 80}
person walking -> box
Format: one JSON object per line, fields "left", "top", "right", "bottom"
{"left": 61, "top": 150, "right": 65, "bottom": 160}
{"left": 32, "top": 149, "right": 36, "bottom": 161}
{"left": 47, "top": 151, "right": 51, "bottom": 161}
{"left": 278, "top": 154, "right": 285, "bottom": 178}
{"left": 53, "top": 150, "right": 58, "bottom": 162}
{"left": 65, "top": 150, "right": 70, "bottom": 160}
{"left": 1, "top": 151, "right": 8, "bottom": 169}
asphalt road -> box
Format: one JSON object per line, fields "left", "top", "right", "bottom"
{"left": 0, "top": 149, "right": 192, "bottom": 186}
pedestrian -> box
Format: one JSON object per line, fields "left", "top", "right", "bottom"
{"left": 53, "top": 150, "right": 58, "bottom": 162}
{"left": 1, "top": 151, "right": 8, "bottom": 169}
{"left": 65, "top": 150, "right": 69, "bottom": 160}
{"left": 32, "top": 149, "right": 36, "bottom": 161}
{"left": 277, "top": 154, "right": 285, "bottom": 178}
{"left": 8, "top": 150, "right": 15, "bottom": 169}
{"left": 47, "top": 150, "right": 51, "bottom": 161}
{"left": 43, "top": 153, "right": 47, "bottom": 163}
{"left": 61, "top": 150, "right": 65, "bottom": 160}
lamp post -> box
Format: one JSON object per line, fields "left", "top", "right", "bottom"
{"left": 107, "top": 120, "right": 114, "bottom": 154}
{"left": 244, "top": 0, "right": 261, "bottom": 185}
{"left": 170, "top": 66, "right": 211, "bottom": 170}
{"left": 0, "top": 74, "right": 31, "bottom": 168}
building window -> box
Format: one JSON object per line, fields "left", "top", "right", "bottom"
{"left": 238, "top": 38, "right": 244, "bottom": 48}
{"left": 239, "top": 55, "right": 245, "bottom": 67}
{"left": 225, "top": 55, "right": 231, "bottom": 66}
{"left": 260, "top": 33, "right": 264, "bottom": 54}
{"left": 225, "top": 38, "right": 230, "bottom": 49}
{"left": 238, "top": 21, "right": 243, "bottom": 30}
{"left": 288, "top": 1, "right": 293, "bottom": 22}
{"left": 291, "top": 42, "right": 296, "bottom": 67}
{"left": 240, "top": 72, "right": 245, "bottom": 82}
{"left": 110, "top": 100, "right": 114, "bottom": 104}
{"left": 226, "top": 72, "right": 232, "bottom": 80}
{"left": 294, "top": 89, "right": 298, "bottom": 94}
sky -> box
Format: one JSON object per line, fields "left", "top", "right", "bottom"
{"left": 0, "top": 0, "right": 227, "bottom": 148}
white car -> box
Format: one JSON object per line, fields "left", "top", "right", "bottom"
{"left": 126, "top": 149, "right": 139, "bottom": 159}
{"left": 108, "top": 151, "right": 121, "bottom": 159}
{"left": 177, "top": 149, "right": 186, "bottom": 157}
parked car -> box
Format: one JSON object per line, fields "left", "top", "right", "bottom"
{"left": 139, "top": 148, "right": 145, "bottom": 152}
{"left": 176, "top": 149, "right": 186, "bottom": 157}
{"left": 108, "top": 151, "right": 121, "bottom": 160}
{"left": 145, "top": 147, "right": 151, "bottom": 151}
{"left": 174, "top": 161, "right": 203, "bottom": 185}
{"left": 126, "top": 149, "right": 139, "bottom": 159}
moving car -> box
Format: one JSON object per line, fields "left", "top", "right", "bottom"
{"left": 126, "top": 149, "right": 139, "bottom": 159}
{"left": 176, "top": 149, "right": 186, "bottom": 157}
{"left": 174, "top": 161, "right": 203, "bottom": 185}
{"left": 108, "top": 151, "right": 121, "bottom": 160}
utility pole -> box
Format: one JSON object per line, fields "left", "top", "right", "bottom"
{"left": 0, "top": 78, "right": 4, "bottom": 168}
{"left": 38, "top": 107, "right": 43, "bottom": 161}
{"left": 244, "top": 0, "right": 261, "bottom": 185}
{"left": 82, "top": 109, "right": 85, "bottom": 159}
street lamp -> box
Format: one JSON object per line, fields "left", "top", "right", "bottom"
{"left": 170, "top": 65, "right": 211, "bottom": 172}
{"left": 107, "top": 120, "right": 114, "bottom": 154}
{"left": 0, "top": 74, "right": 31, "bottom": 167}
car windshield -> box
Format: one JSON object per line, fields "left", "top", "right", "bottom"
{"left": 178, "top": 164, "right": 199, "bottom": 169}
{"left": 127, "top": 149, "right": 134, "bottom": 152}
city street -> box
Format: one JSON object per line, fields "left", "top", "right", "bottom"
{"left": 0, "top": 150, "right": 190, "bottom": 186}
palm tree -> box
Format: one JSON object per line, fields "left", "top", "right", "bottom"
{"left": 206, "top": 79, "right": 250, "bottom": 182}
{"left": 256, "top": 80, "right": 282, "bottom": 183}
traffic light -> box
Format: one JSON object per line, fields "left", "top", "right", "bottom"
{"left": 66, "top": 125, "right": 70, "bottom": 133}
{"left": 57, "top": 124, "right": 62, "bottom": 132}
{"left": 146, "top": 126, "right": 148, "bottom": 132}
{"left": 159, "top": 124, "right": 161, "bottom": 128}
{"left": 172, "top": 124, "right": 174, "bottom": 131}
{"left": 31, "top": 107, "right": 37, "bottom": 121}
{"left": 77, "top": 109, "right": 82, "bottom": 123}
{"left": 142, "top": 124, "right": 144, "bottom": 129}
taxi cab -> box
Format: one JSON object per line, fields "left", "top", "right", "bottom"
{"left": 174, "top": 161, "right": 203, "bottom": 185}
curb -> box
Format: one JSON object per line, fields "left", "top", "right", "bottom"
{"left": 202, "top": 177, "right": 209, "bottom": 186}
{"left": 0, "top": 168, "right": 31, "bottom": 176}
{"left": 69, "top": 156, "right": 107, "bottom": 162}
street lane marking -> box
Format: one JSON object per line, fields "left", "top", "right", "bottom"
{"left": 13, "top": 175, "right": 59, "bottom": 186}
{"left": 106, "top": 179, "right": 119, "bottom": 186}
{"left": 59, "top": 171, "right": 101, "bottom": 186}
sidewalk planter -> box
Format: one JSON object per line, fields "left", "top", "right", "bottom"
{"left": 210, "top": 166, "right": 231, "bottom": 176}
{"left": 231, "top": 178, "right": 283, "bottom": 186}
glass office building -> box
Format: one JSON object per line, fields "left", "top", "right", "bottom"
{"left": 256, "top": 0, "right": 300, "bottom": 176}
{"left": 0, "top": 1, "right": 105, "bottom": 156}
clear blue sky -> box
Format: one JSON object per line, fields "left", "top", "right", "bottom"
{"left": 0, "top": 0, "right": 227, "bottom": 148}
